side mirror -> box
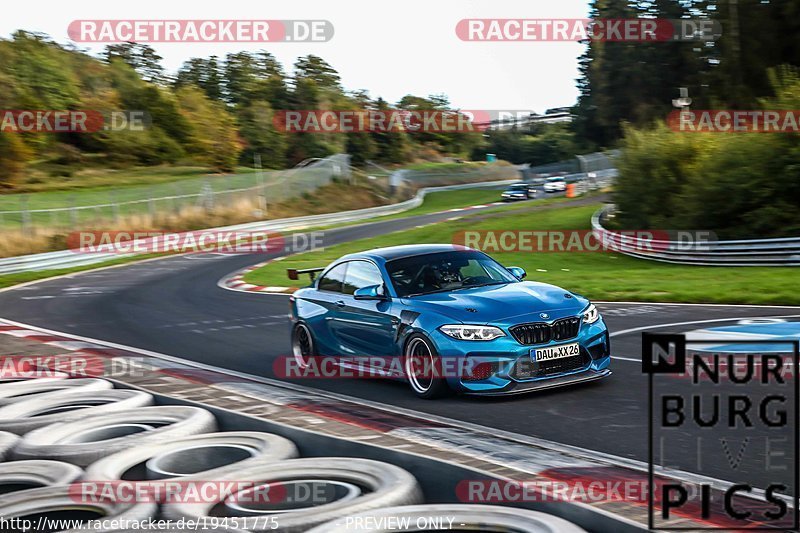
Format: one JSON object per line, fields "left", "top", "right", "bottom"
{"left": 354, "top": 284, "right": 388, "bottom": 300}
{"left": 507, "top": 266, "right": 527, "bottom": 280}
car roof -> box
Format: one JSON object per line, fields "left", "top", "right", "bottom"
{"left": 340, "top": 244, "right": 472, "bottom": 263}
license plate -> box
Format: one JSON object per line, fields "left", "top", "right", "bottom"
{"left": 532, "top": 342, "right": 580, "bottom": 361}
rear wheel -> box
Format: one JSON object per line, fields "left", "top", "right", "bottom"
{"left": 403, "top": 334, "right": 450, "bottom": 399}
{"left": 292, "top": 323, "right": 316, "bottom": 369}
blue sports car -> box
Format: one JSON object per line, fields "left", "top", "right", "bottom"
{"left": 288, "top": 244, "right": 611, "bottom": 398}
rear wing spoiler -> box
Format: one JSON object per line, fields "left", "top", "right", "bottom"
{"left": 287, "top": 267, "right": 325, "bottom": 282}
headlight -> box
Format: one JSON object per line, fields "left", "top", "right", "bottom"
{"left": 582, "top": 303, "right": 600, "bottom": 324}
{"left": 439, "top": 325, "right": 505, "bottom": 341}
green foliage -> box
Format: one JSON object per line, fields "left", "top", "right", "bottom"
{"left": 104, "top": 43, "right": 165, "bottom": 83}
{"left": 175, "top": 86, "right": 241, "bottom": 172}
{"left": 615, "top": 71, "right": 800, "bottom": 238}
{"left": 0, "top": 133, "right": 32, "bottom": 187}
{"left": 5, "top": 31, "right": 80, "bottom": 110}
{"left": 0, "top": 29, "right": 499, "bottom": 186}
{"left": 473, "top": 125, "right": 578, "bottom": 165}
{"left": 574, "top": 0, "right": 800, "bottom": 148}
{"left": 236, "top": 100, "right": 287, "bottom": 168}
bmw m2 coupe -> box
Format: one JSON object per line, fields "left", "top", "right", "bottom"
{"left": 288, "top": 245, "right": 611, "bottom": 398}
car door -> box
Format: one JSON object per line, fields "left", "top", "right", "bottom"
{"left": 335, "top": 260, "right": 397, "bottom": 365}
{"left": 307, "top": 262, "right": 348, "bottom": 356}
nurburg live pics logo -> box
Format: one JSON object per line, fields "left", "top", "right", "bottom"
{"left": 643, "top": 332, "right": 799, "bottom": 530}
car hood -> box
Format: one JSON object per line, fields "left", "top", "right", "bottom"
{"left": 401, "top": 281, "right": 588, "bottom": 324}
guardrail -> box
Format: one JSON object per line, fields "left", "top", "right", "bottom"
{"left": 592, "top": 205, "right": 800, "bottom": 266}
{"left": 0, "top": 179, "right": 516, "bottom": 275}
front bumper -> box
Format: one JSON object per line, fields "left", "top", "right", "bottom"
{"left": 468, "top": 368, "right": 612, "bottom": 396}
{"left": 430, "top": 317, "right": 611, "bottom": 395}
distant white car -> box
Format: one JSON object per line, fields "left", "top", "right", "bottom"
{"left": 543, "top": 177, "right": 567, "bottom": 193}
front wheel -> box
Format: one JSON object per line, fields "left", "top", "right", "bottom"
{"left": 403, "top": 334, "right": 451, "bottom": 399}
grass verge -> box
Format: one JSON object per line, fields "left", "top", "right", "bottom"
{"left": 0, "top": 183, "right": 514, "bottom": 288}
{"left": 244, "top": 201, "right": 800, "bottom": 305}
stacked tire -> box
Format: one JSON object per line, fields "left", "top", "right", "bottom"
{"left": 0, "top": 374, "right": 584, "bottom": 532}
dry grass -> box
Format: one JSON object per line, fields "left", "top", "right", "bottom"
{"left": 0, "top": 178, "right": 391, "bottom": 257}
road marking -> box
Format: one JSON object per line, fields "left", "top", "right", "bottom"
{"left": 610, "top": 314, "right": 800, "bottom": 338}
{"left": 609, "top": 314, "right": 800, "bottom": 363}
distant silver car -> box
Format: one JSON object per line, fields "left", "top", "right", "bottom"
{"left": 501, "top": 183, "right": 537, "bottom": 201}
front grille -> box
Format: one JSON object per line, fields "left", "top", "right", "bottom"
{"left": 509, "top": 322, "right": 551, "bottom": 344}
{"left": 510, "top": 317, "right": 580, "bottom": 345}
{"left": 512, "top": 351, "right": 589, "bottom": 379}
{"left": 538, "top": 353, "right": 587, "bottom": 376}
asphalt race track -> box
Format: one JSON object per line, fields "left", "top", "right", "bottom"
{"left": 1, "top": 199, "right": 798, "bottom": 492}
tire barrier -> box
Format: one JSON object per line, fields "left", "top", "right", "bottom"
{"left": 12, "top": 406, "right": 216, "bottom": 467}
{"left": 0, "top": 460, "right": 83, "bottom": 495}
{"left": 0, "top": 377, "right": 113, "bottom": 407}
{"left": 307, "top": 504, "right": 587, "bottom": 532}
{"left": 85, "top": 431, "right": 299, "bottom": 483}
{"left": 0, "top": 389, "right": 154, "bottom": 435}
{"left": 0, "top": 431, "right": 19, "bottom": 461}
{"left": 162, "top": 458, "right": 424, "bottom": 532}
{"left": 0, "top": 485, "right": 157, "bottom": 533}
{"left": 0, "top": 368, "right": 590, "bottom": 531}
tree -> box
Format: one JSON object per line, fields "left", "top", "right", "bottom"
{"left": 0, "top": 133, "right": 32, "bottom": 188}
{"left": 224, "top": 51, "right": 258, "bottom": 105}
{"left": 370, "top": 97, "right": 408, "bottom": 163}
{"left": 175, "top": 57, "right": 223, "bottom": 101}
{"left": 294, "top": 55, "right": 341, "bottom": 91}
{"left": 236, "top": 100, "right": 287, "bottom": 168}
{"left": 104, "top": 43, "right": 165, "bottom": 83}
{"left": 175, "top": 86, "right": 241, "bottom": 172}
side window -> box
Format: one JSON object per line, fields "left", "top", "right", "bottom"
{"left": 342, "top": 261, "right": 384, "bottom": 295}
{"left": 317, "top": 263, "right": 347, "bottom": 293}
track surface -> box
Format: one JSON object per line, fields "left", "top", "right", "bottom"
{"left": 1, "top": 194, "right": 797, "bottom": 492}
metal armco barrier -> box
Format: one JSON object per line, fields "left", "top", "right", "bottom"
{"left": 592, "top": 205, "right": 800, "bottom": 266}
{"left": 0, "top": 179, "right": 515, "bottom": 275}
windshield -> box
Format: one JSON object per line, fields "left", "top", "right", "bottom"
{"left": 386, "top": 250, "right": 518, "bottom": 297}
{"left": 547, "top": 177, "right": 565, "bottom": 182}
{"left": 508, "top": 184, "right": 528, "bottom": 190}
